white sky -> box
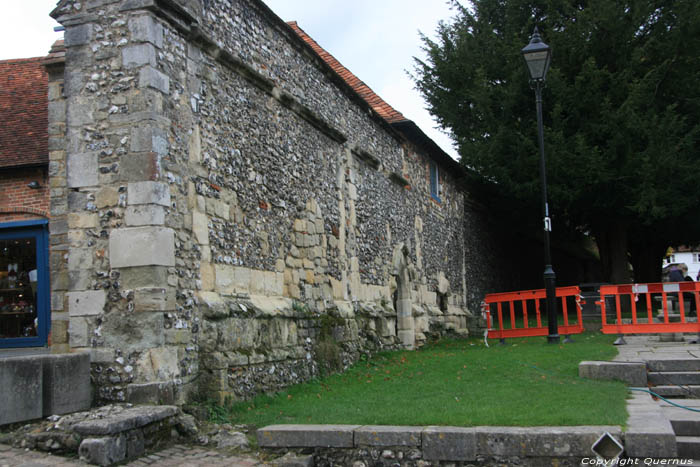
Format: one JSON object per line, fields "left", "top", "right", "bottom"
{"left": 0, "top": 0, "right": 460, "bottom": 159}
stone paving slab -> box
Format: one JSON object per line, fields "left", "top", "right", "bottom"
{"left": 0, "top": 444, "right": 271, "bottom": 466}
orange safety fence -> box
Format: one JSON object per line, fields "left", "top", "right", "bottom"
{"left": 599, "top": 282, "right": 700, "bottom": 335}
{"left": 483, "top": 286, "right": 584, "bottom": 340}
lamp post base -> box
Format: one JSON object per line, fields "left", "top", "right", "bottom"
{"left": 547, "top": 334, "right": 560, "bottom": 344}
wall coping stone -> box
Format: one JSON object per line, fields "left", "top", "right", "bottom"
{"left": 257, "top": 424, "right": 634, "bottom": 461}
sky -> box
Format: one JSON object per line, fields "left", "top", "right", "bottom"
{"left": 0, "top": 0, "right": 460, "bottom": 159}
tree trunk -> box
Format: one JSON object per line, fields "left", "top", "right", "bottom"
{"left": 595, "top": 221, "right": 631, "bottom": 284}
{"left": 629, "top": 238, "right": 666, "bottom": 283}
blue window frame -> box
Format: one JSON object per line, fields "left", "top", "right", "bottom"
{"left": 0, "top": 219, "right": 50, "bottom": 348}
{"left": 429, "top": 161, "right": 441, "bottom": 202}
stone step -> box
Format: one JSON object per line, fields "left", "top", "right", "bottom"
{"left": 677, "top": 436, "right": 700, "bottom": 459}
{"left": 648, "top": 371, "right": 700, "bottom": 385}
{"left": 650, "top": 385, "right": 700, "bottom": 398}
{"left": 661, "top": 405, "right": 700, "bottom": 436}
{"left": 647, "top": 359, "right": 700, "bottom": 372}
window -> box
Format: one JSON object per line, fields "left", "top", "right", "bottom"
{"left": 666, "top": 255, "right": 676, "bottom": 264}
{"left": 0, "top": 220, "right": 49, "bottom": 348}
{"left": 429, "top": 161, "right": 441, "bottom": 202}
{"left": 694, "top": 253, "right": 700, "bottom": 263}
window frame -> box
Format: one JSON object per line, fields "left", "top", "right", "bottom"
{"left": 429, "top": 161, "right": 441, "bottom": 203}
{"left": 0, "top": 219, "right": 50, "bottom": 348}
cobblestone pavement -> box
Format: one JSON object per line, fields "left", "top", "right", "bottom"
{"left": 0, "top": 443, "right": 273, "bottom": 466}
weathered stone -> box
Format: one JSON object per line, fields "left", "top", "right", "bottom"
{"left": 128, "top": 181, "right": 170, "bottom": 206}
{"left": 67, "top": 290, "right": 106, "bottom": 316}
{"left": 257, "top": 425, "right": 359, "bottom": 448}
{"left": 355, "top": 426, "right": 422, "bottom": 447}
{"left": 579, "top": 361, "right": 647, "bottom": 386}
{"left": 0, "top": 356, "right": 43, "bottom": 425}
{"left": 109, "top": 227, "right": 175, "bottom": 267}
{"left": 130, "top": 125, "right": 168, "bottom": 155}
{"left": 66, "top": 152, "right": 98, "bottom": 187}
{"left": 122, "top": 43, "right": 157, "bottom": 68}
{"left": 73, "top": 406, "right": 178, "bottom": 436}
{"left": 128, "top": 15, "right": 164, "bottom": 48}
{"left": 422, "top": 426, "right": 476, "bottom": 461}
{"left": 79, "top": 435, "right": 127, "bottom": 466}
{"left": 126, "top": 205, "right": 165, "bottom": 226}
{"left": 64, "top": 23, "right": 92, "bottom": 47}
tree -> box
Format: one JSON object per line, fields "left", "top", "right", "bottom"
{"left": 414, "top": 0, "right": 700, "bottom": 284}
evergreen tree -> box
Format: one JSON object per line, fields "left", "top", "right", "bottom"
{"left": 414, "top": 0, "right": 700, "bottom": 283}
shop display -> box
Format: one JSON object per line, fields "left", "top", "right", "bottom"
{"left": 0, "top": 238, "right": 38, "bottom": 338}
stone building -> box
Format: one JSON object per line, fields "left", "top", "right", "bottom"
{"left": 33, "top": 0, "right": 500, "bottom": 406}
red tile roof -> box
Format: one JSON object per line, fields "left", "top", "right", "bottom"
{"left": 287, "top": 21, "right": 408, "bottom": 125}
{"left": 0, "top": 57, "right": 48, "bottom": 168}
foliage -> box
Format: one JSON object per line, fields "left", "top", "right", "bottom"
{"left": 413, "top": 0, "right": 700, "bottom": 282}
{"left": 217, "top": 333, "right": 627, "bottom": 427}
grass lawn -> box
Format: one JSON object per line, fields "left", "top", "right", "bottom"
{"left": 213, "top": 332, "right": 628, "bottom": 428}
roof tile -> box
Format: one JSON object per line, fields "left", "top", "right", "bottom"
{"left": 0, "top": 57, "right": 48, "bottom": 168}
{"left": 287, "top": 21, "right": 407, "bottom": 125}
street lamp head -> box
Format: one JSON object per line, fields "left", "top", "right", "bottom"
{"left": 522, "top": 26, "right": 551, "bottom": 81}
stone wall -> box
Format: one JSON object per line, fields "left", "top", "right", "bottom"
{"left": 50, "top": 0, "right": 473, "bottom": 405}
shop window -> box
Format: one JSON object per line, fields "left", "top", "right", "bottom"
{"left": 0, "top": 220, "right": 49, "bottom": 348}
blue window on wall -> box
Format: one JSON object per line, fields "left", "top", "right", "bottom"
{"left": 0, "top": 219, "right": 50, "bottom": 348}
{"left": 429, "top": 161, "right": 441, "bottom": 202}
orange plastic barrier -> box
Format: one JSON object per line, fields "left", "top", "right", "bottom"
{"left": 483, "top": 286, "right": 584, "bottom": 339}
{"left": 599, "top": 282, "right": 700, "bottom": 335}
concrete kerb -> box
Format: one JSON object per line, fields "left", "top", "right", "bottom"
{"left": 257, "top": 424, "right": 625, "bottom": 462}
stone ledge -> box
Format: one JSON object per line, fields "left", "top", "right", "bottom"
{"left": 579, "top": 360, "right": 647, "bottom": 386}
{"left": 258, "top": 424, "right": 631, "bottom": 462}
{"left": 354, "top": 425, "right": 421, "bottom": 447}
{"left": 257, "top": 424, "right": 359, "bottom": 448}
{"left": 73, "top": 405, "right": 177, "bottom": 436}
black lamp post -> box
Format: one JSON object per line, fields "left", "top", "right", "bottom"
{"left": 522, "top": 26, "right": 559, "bottom": 344}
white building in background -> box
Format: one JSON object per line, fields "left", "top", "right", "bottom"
{"left": 663, "top": 246, "right": 700, "bottom": 281}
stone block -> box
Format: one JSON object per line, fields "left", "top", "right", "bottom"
{"left": 128, "top": 15, "right": 163, "bottom": 48}
{"left": 139, "top": 66, "right": 169, "bottom": 94}
{"left": 122, "top": 43, "right": 157, "bottom": 68}
{"left": 135, "top": 347, "right": 180, "bottom": 381}
{"left": 475, "top": 426, "right": 622, "bottom": 457}
{"left": 130, "top": 125, "right": 168, "bottom": 155}
{"left": 67, "top": 151, "right": 98, "bottom": 187}
{"left": 355, "top": 426, "right": 422, "bottom": 447}
{"left": 79, "top": 435, "right": 127, "bottom": 466}
{"left": 102, "top": 311, "right": 165, "bottom": 351}
{"left": 67, "top": 96, "right": 95, "bottom": 127}
{"left": 120, "top": 265, "right": 169, "bottom": 288}
{"left": 68, "top": 212, "right": 98, "bottom": 229}
{"left": 126, "top": 205, "right": 165, "bottom": 226}
{"left": 95, "top": 186, "right": 119, "bottom": 208}
{"left": 0, "top": 356, "right": 43, "bottom": 425}
{"left": 67, "top": 248, "right": 93, "bottom": 271}
{"left": 68, "top": 290, "right": 106, "bottom": 317}
{"left": 42, "top": 352, "right": 91, "bottom": 416}
{"left": 109, "top": 227, "right": 175, "bottom": 268}
{"left": 119, "top": 152, "right": 160, "bottom": 182}
{"left": 579, "top": 361, "right": 647, "bottom": 386}
{"left": 192, "top": 211, "right": 209, "bottom": 245}
{"left": 422, "top": 426, "right": 476, "bottom": 461}
{"left": 257, "top": 425, "right": 359, "bottom": 448}
{"left": 126, "top": 382, "right": 174, "bottom": 405}
{"left": 134, "top": 287, "right": 175, "bottom": 311}
{"left": 69, "top": 317, "right": 89, "bottom": 347}
{"left": 74, "top": 405, "right": 178, "bottom": 435}
{"left": 64, "top": 23, "right": 92, "bottom": 47}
